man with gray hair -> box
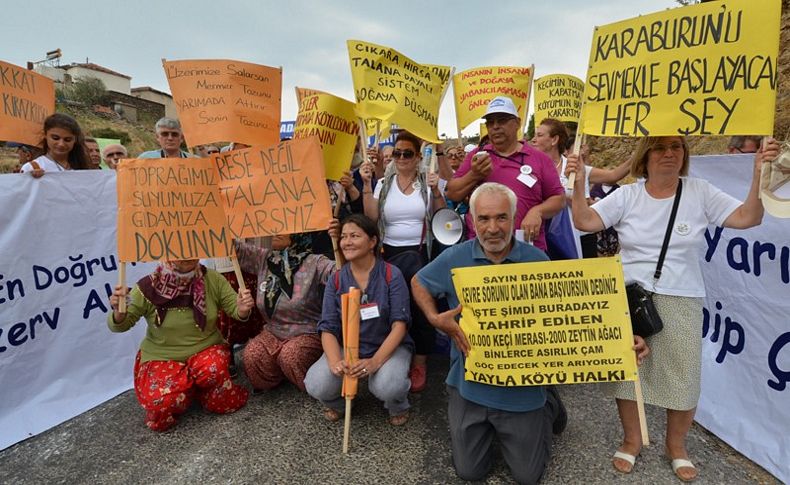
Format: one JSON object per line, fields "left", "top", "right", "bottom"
{"left": 412, "top": 182, "right": 567, "bottom": 485}
{"left": 138, "top": 117, "right": 193, "bottom": 159}
{"left": 102, "top": 143, "right": 128, "bottom": 170}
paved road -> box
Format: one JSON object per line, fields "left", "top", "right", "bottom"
{"left": 0, "top": 356, "right": 778, "bottom": 484}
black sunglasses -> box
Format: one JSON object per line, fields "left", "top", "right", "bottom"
{"left": 392, "top": 149, "right": 416, "bottom": 159}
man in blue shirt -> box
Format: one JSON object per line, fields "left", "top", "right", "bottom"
{"left": 138, "top": 117, "right": 193, "bottom": 159}
{"left": 412, "top": 182, "right": 567, "bottom": 485}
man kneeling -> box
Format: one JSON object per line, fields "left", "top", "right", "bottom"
{"left": 412, "top": 183, "right": 566, "bottom": 484}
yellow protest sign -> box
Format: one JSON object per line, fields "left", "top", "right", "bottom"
{"left": 293, "top": 88, "right": 358, "bottom": 181}
{"left": 347, "top": 40, "right": 451, "bottom": 143}
{"left": 116, "top": 158, "right": 232, "bottom": 262}
{"left": 365, "top": 118, "right": 391, "bottom": 143}
{"left": 581, "top": 0, "right": 780, "bottom": 137}
{"left": 0, "top": 60, "right": 54, "bottom": 146}
{"left": 453, "top": 66, "right": 533, "bottom": 130}
{"left": 452, "top": 257, "right": 637, "bottom": 387}
{"left": 533, "top": 74, "right": 584, "bottom": 125}
{"left": 163, "top": 59, "right": 282, "bottom": 147}
{"left": 214, "top": 137, "right": 333, "bottom": 238}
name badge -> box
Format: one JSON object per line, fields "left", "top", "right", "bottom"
{"left": 360, "top": 303, "right": 380, "bottom": 320}
{"left": 517, "top": 172, "right": 537, "bottom": 188}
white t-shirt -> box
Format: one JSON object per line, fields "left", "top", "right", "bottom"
{"left": 592, "top": 177, "right": 741, "bottom": 297}
{"left": 373, "top": 177, "right": 447, "bottom": 246}
{"left": 20, "top": 155, "right": 69, "bottom": 173}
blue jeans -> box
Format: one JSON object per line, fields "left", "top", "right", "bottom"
{"left": 304, "top": 346, "right": 411, "bottom": 416}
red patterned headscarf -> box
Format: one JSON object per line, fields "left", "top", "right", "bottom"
{"left": 143, "top": 262, "right": 207, "bottom": 330}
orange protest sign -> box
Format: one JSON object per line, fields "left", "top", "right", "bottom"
{"left": 342, "top": 288, "right": 362, "bottom": 398}
{"left": 0, "top": 60, "right": 54, "bottom": 146}
{"left": 163, "top": 59, "right": 282, "bottom": 147}
{"left": 214, "top": 137, "right": 333, "bottom": 238}
{"left": 116, "top": 157, "right": 233, "bottom": 262}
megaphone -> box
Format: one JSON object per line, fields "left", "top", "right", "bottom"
{"left": 432, "top": 208, "right": 465, "bottom": 245}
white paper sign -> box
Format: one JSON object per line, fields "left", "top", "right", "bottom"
{"left": 0, "top": 171, "right": 154, "bottom": 451}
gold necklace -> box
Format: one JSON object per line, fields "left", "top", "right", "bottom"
{"left": 397, "top": 173, "right": 416, "bottom": 193}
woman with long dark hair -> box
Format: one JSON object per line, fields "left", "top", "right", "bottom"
{"left": 21, "top": 113, "right": 90, "bottom": 176}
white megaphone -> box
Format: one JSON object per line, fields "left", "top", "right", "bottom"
{"left": 432, "top": 208, "right": 465, "bottom": 245}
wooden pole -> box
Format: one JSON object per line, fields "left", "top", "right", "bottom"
{"left": 342, "top": 288, "right": 361, "bottom": 454}
{"left": 634, "top": 368, "right": 650, "bottom": 447}
{"left": 331, "top": 187, "right": 345, "bottom": 269}
{"left": 230, "top": 254, "right": 246, "bottom": 293}
{"left": 566, "top": 133, "right": 586, "bottom": 189}
{"left": 117, "top": 263, "right": 127, "bottom": 313}
{"left": 520, "top": 64, "right": 536, "bottom": 136}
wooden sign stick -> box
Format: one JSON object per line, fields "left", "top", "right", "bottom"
{"left": 117, "top": 263, "right": 127, "bottom": 313}
{"left": 634, "top": 367, "right": 650, "bottom": 446}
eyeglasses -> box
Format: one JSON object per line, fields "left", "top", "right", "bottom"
{"left": 447, "top": 151, "right": 464, "bottom": 159}
{"left": 206, "top": 150, "right": 220, "bottom": 155}
{"left": 651, "top": 143, "right": 684, "bottom": 153}
{"left": 158, "top": 131, "right": 181, "bottom": 138}
{"left": 392, "top": 149, "right": 416, "bottom": 159}
{"left": 105, "top": 151, "right": 125, "bottom": 158}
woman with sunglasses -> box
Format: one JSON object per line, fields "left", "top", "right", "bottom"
{"left": 360, "top": 131, "right": 446, "bottom": 393}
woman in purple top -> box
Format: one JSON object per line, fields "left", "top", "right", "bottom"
{"left": 235, "top": 234, "right": 335, "bottom": 392}
{"left": 304, "top": 214, "right": 414, "bottom": 426}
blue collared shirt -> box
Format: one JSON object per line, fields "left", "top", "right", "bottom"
{"left": 417, "top": 239, "right": 549, "bottom": 412}
{"left": 137, "top": 149, "right": 194, "bottom": 159}
{"left": 318, "top": 259, "right": 414, "bottom": 358}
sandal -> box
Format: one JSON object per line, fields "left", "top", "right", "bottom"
{"left": 323, "top": 408, "right": 343, "bottom": 422}
{"left": 612, "top": 450, "right": 638, "bottom": 474}
{"left": 670, "top": 458, "right": 698, "bottom": 482}
{"left": 388, "top": 411, "right": 409, "bottom": 426}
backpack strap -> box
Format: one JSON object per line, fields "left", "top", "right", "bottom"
{"left": 385, "top": 262, "right": 392, "bottom": 284}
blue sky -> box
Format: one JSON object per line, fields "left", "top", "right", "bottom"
{"left": 2, "top": 0, "right": 676, "bottom": 136}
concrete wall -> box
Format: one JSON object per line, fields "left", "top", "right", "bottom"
{"left": 132, "top": 89, "right": 177, "bottom": 120}
{"left": 66, "top": 66, "right": 130, "bottom": 94}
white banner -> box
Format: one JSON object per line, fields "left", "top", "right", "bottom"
{"left": 691, "top": 154, "right": 790, "bottom": 483}
{"left": 0, "top": 171, "right": 154, "bottom": 451}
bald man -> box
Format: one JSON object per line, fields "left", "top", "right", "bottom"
{"left": 102, "top": 144, "right": 128, "bottom": 170}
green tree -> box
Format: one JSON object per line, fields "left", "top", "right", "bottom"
{"left": 61, "top": 77, "right": 108, "bottom": 106}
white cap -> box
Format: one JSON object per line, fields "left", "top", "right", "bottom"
{"left": 483, "top": 96, "right": 519, "bottom": 118}
{"left": 464, "top": 143, "right": 477, "bottom": 153}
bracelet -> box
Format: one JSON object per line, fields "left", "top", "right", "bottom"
{"left": 363, "top": 190, "right": 373, "bottom": 194}
{"left": 436, "top": 151, "right": 444, "bottom": 156}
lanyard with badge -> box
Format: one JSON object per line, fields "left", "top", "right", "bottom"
{"left": 501, "top": 151, "right": 537, "bottom": 188}
{"left": 358, "top": 293, "right": 380, "bottom": 320}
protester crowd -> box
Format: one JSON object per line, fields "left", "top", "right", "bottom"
{"left": 11, "top": 94, "right": 781, "bottom": 485}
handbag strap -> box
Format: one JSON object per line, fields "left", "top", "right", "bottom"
{"left": 654, "top": 179, "right": 683, "bottom": 281}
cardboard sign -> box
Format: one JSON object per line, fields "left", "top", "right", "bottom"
{"left": 293, "top": 87, "right": 358, "bottom": 181}
{"left": 533, "top": 74, "right": 584, "bottom": 125}
{"left": 581, "top": 0, "right": 780, "bottom": 136}
{"left": 348, "top": 40, "right": 451, "bottom": 143}
{"left": 453, "top": 66, "right": 532, "bottom": 130}
{"left": 214, "top": 137, "right": 332, "bottom": 238}
{"left": 452, "top": 257, "right": 637, "bottom": 386}
{"left": 163, "top": 59, "right": 282, "bottom": 146}
{"left": 0, "top": 60, "right": 55, "bottom": 146}
{"left": 116, "top": 157, "right": 232, "bottom": 262}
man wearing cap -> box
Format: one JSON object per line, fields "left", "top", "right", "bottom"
{"left": 446, "top": 96, "right": 565, "bottom": 252}
{"left": 102, "top": 144, "right": 128, "bottom": 170}
{"left": 8, "top": 142, "right": 39, "bottom": 173}
{"left": 138, "top": 117, "right": 193, "bottom": 159}
{"left": 412, "top": 182, "right": 568, "bottom": 484}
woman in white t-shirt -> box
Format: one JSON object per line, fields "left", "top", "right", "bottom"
{"left": 20, "top": 113, "right": 91, "bottom": 177}
{"left": 531, "top": 118, "right": 631, "bottom": 258}
{"left": 569, "top": 135, "right": 780, "bottom": 482}
{"left": 360, "top": 130, "right": 446, "bottom": 393}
